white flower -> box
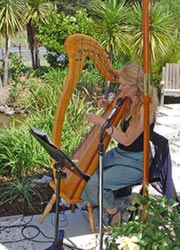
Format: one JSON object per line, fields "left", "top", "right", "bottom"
{"left": 115, "top": 236, "right": 140, "bottom": 250}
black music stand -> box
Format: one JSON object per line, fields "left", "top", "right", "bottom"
{"left": 30, "top": 127, "right": 89, "bottom": 250}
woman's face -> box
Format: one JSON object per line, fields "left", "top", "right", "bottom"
{"left": 118, "top": 75, "right": 138, "bottom": 98}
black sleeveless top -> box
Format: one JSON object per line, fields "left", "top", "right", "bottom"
{"left": 118, "top": 117, "right": 154, "bottom": 152}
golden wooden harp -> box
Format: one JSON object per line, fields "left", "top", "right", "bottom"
{"left": 39, "top": 33, "right": 127, "bottom": 225}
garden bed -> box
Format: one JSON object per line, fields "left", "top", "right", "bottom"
{"left": 0, "top": 173, "right": 54, "bottom": 218}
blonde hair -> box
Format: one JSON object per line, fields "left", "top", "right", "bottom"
{"left": 119, "top": 63, "right": 158, "bottom": 126}
{"left": 119, "top": 63, "right": 144, "bottom": 89}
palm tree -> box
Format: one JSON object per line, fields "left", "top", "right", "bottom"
{"left": 0, "top": 0, "right": 26, "bottom": 87}
{"left": 25, "top": 0, "right": 54, "bottom": 69}
{"left": 128, "top": 1, "right": 175, "bottom": 63}
{"left": 89, "top": 0, "right": 130, "bottom": 61}
{"left": 89, "top": 0, "right": 130, "bottom": 97}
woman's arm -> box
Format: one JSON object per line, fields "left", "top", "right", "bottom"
{"left": 87, "top": 104, "right": 154, "bottom": 146}
{"left": 110, "top": 108, "right": 144, "bottom": 146}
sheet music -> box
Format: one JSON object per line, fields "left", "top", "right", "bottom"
{"left": 30, "top": 127, "right": 90, "bottom": 181}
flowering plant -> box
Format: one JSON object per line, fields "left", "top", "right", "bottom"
{"left": 104, "top": 194, "right": 180, "bottom": 250}
{"left": 115, "top": 236, "right": 140, "bottom": 250}
{"left": 45, "top": 52, "right": 67, "bottom": 68}
{"left": 56, "top": 54, "right": 66, "bottom": 63}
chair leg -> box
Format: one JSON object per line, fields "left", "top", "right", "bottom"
{"left": 38, "top": 193, "right": 56, "bottom": 224}
{"left": 87, "top": 202, "right": 96, "bottom": 233}
{"left": 70, "top": 204, "right": 76, "bottom": 213}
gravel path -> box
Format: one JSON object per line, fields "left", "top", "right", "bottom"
{"left": 155, "top": 104, "right": 180, "bottom": 193}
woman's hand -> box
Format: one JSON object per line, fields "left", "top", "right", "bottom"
{"left": 97, "top": 98, "right": 109, "bottom": 109}
{"left": 86, "top": 113, "right": 105, "bottom": 126}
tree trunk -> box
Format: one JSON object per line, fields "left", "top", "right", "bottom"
{"left": 35, "top": 39, "right": 40, "bottom": 69}
{"left": 0, "top": 77, "right": 2, "bottom": 87}
{"left": 30, "top": 46, "right": 35, "bottom": 69}
{"left": 27, "top": 21, "right": 36, "bottom": 69}
{"left": 2, "top": 34, "right": 10, "bottom": 87}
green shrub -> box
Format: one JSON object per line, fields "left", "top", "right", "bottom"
{"left": 0, "top": 68, "right": 98, "bottom": 178}
{"left": 105, "top": 194, "right": 180, "bottom": 250}
{"left": 9, "top": 52, "right": 25, "bottom": 82}
{"left": 0, "top": 124, "right": 50, "bottom": 178}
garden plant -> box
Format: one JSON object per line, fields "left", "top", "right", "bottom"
{"left": 104, "top": 193, "right": 180, "bottom": 250}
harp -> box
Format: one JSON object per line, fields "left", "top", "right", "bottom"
{"left": 39, "top": 33, "right": 127, "bottom": 224}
